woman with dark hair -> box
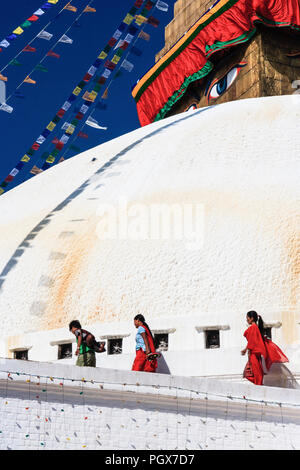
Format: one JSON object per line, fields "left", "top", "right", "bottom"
{"left": 131, "top": 314, "right": 159, "bottom": 373}
{"left": 241, "top": 311, "right": 288, "bottom": 385}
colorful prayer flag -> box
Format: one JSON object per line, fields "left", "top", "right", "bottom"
{"left": 0, "top": 40, "right": 10, "bottom": 48}
{"left": 156, "top": 1, "right": 169, "bottom": 12}
{"left": 24, "top": 76, "right": 36, "bottom": 84}
{"left": 0, "top": 103, "right": 13, "bottom": 113}
{"left": 23, "top": 45, "right": 36, "bottom": 52}
{"left": 47, "top": 50, "right": 60, "bottom": 58}
{"left": 30, "top": 165, "right": 43, "bottom": 175}
{"left": 138, "top": 30, "right": 150, "bottom": 41}
{"left": 64, "top": 4, "right": 77, "bottom": 12}
{"left": 78, "top": 131, "right": 88, "bottom": 138}
{"left": 13, "top": 27, "right": 24, "bottom": 35}
{"left": 37, "top": 31, "right": 53, "bottom": 40}
{"left": 27, "top": 15, "right": 39, "bottom": 21}
{"left": 9, "top": 59, "right": 22, "bottom": 66}
{"left": 34, "top": 8, "right": 45, "bottom": 16}
{"left": 35, "top": 64, "right": 48, "bottom": 72}
{"left": 147, "top": 16, "right": 160, "bottom": 27}
{"left": 86, "top": 116, "right": 107, "bottom": 130}
{"left": 21, "top": 20, "right": 32, "bottom": 28}
{"left": 84, "top": 6, "right": 96, "bottom": 12}
{"left": 59, "top": 35, "right": 73, "bottom": 44}
{"left": 121, "top": 59, "right": 134, "bottom": 72}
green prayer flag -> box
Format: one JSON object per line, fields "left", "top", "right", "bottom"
{"left": 35, "top": 64, "right": 48, "bottom": 72}
{"left": 10, "top": 59, "right": 22, "bottom": 66}
{"left": 70, "top": 145, "right": 81, "bottom": 152}
{"left": 21, "top": 20, "right": 32, "bottom": 28}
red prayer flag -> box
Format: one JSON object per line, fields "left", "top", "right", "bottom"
{"left": 5, "top": 175, "right": 14, "bottom": 182}
{"left": 23, "top": 45, "right": 36, "bottom": 52}
{"left": 134, "top": 0, "right": 143, "bottom": 6}
{"left": 145, "top": 0, "right": 154, "bottom": 10}
{"left": 57, "top": 109, "right": 66, "bottom": 118}
{"left": 147, "top": 15, "right": 160, "bottom": 26}
{"left": 52, "top": 137, "right": 59, "bottom": 145}
{"left": 27, "top": 15, "right": 39, "bottom": 21}
{"left": 78, "top": 131, "right": 88, "bottom": 139}
{"left": 32, "top": 143, "right": 40, "bottom": 151}
{"left": 108, "top": 37, "right": 117, "bottom": 47}
{"left": 47, "top": 50, "right": 60, "bottom": 58}
{"left": 75, "top": 112, "right": 84, "bottom": 120}
{"left": 83, "top": 73, "right": 92, "bottom": 82}
{"left": 55, "top": 141, "right": 64, "bottom": 150}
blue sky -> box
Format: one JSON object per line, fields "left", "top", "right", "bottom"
{"left": 0, "top": 0, "right": 175, "bottom": 192}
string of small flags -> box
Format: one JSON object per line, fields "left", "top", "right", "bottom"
{"left": 0, "top": 0, "right": 165, "bottom": 192}
{"left": 33, "top": 0, "right": 163, "bottom": 171}
{"left": 0, "top": 1, "right": 95, "bottom": 103}
{"left": 0, "top": 0, "right": 62, "bottom": 53}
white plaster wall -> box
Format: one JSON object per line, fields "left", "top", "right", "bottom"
{"left": 1, "top": 359, "right": 300, "bottom": 450}
{"left": 0, "top": 95, "right": 300, "bottom": 378}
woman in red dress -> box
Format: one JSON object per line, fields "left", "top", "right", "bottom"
{"left": 131, "top": 314, "right": 159, "bottom": 373}
{"left": 241, "top": 311, "right": 288, "bottom": 385}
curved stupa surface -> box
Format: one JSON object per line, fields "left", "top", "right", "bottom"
{"left": 0, "top": 95, "right": 300, "bottom": 382}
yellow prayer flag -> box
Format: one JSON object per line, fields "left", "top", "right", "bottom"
{"left": 13, "top": 26, "right": 24, "bottom": 35}
{"left": 0, "top": 188, "right": 4, "bottom": 195}
{"left": 84, "top": 6, "right": 96, "bottom": 12}
{"left": 66, "top": 125, "right": 75, "bottom": 135}
{"left": 46, "top": 122, "right": 56, "bottom": 131}
{"left": 98, "top": 51, "right": 107, "bottom": 60}
{"left": 0, "top": 73, "right": 7, "bottom": 82}
{"left": 73, "top": 86, "right": 82, "bottom": 96}
{"left": 21, "top": 154, "right": 30, "bottom": 162}
{"left": 24, "top": 76, "right": 36, "bottom": 84}
{"left": 82, "top": 91, "right": 97, "bottom": 102}
{"left": 48, "top": 0, "right": 59, "bottom": 3}
{"left": 123, "top": 14, "right": 134, "bottom": 25}
{"left": 64, "top": 4, "right": 77, "bottom": 12}
{"left": 46, "top": 156, "right": 55, "bottom": 163}
{"left": 111, "top": 55, "right": 121, "bottom": 65}
{"left": 135, "top": 15, "right": 147, "bottom": 25}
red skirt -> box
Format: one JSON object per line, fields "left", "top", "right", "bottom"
{"left": 131, "top": 348, "right": 157, "bottom": 373}
{"left": 243, "top": 352, "right": 264, "bottom": 385}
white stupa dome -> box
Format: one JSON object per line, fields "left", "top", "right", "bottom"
{"left": 0, "top": 95, "right": 299, "bottom": 380}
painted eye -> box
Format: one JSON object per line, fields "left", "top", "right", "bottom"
{"left": 207, "top": 63, "right": 247, "bottom": 101}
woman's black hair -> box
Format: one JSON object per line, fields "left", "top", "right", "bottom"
{"left": 69, "top": 320, "right": 81, "bottom": 331}
{"left": 134, "top": 314, "right": 155, "bottom": 342}
{"left": 247, "top": 311, "right": 265, "bottom": 338}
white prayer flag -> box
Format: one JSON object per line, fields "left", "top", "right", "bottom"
{"left": 121, "top": 59, "right": 134, "bottom": 72}
{"left": 86, "top": 116, "right": 107, "bottom": 130}
{"left": 60, "top": 134, "right": 70, "bottom": 144}
{"left": 36, "top": 135, "right": 46, "bottom": 145}
{"left": 62, "top": 101, "right": 72, "bottom": 111}
{"left": 113, "top": 29, "right": 122, "bottom": 40}
{"left": 0, "top": 39, "right": 10, "bottom": 48}
{"left": 80, "top": 104, "right": 89, "bottom": 114}
{"left": 59, "top": 35, "right": 73, "bottom": 44}
{"left": 102, "top": 69, "right": 111, "bottom": 79}
{"left": 61, "top": 122, "right": 71, "bottom": 130}
{"left": 9, "top": 168, "right": 19, "bottom": 177}
{"left": 156, "top": 0, "right": 169, "bottom": 11}
{"left": 34, "top": 8, "right": 45, "bottom": 15}
{"left": 88, "top": 66, "right": 97, "bottom": 76}
{"left": 0, "top": 102, "right": 13, "bottom": 113}
{"left": 37, "top": 31, "right": 53, "bottom": 40}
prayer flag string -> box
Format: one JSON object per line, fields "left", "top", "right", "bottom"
{"left": 0, "top": 0, "right": 62, "bottom": 53}
{"left": 0, "top": 0, "right": 162, "bottom": 191}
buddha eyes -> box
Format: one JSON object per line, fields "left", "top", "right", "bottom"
{"left": 206, "top": 62, "right": 247, "bottom": 102}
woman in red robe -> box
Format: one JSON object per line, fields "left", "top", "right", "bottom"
{"left": 131, "top": 314, "right": 159, "bottom": 373}
{"left": 241, "top": 311, "right": 288, "bottom": 385}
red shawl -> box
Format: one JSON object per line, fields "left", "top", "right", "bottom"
{"left": 244, "top": 323, "right": 289, "bottom": 370}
